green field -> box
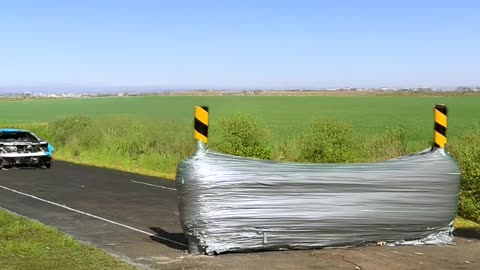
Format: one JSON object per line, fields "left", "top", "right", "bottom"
{"left": 1, "top": 95, "right": 480, "bottom": 173}
{"left": 1, "top": 95, "right": 479, "bottom": 136}
{"left": 1, "top": 95, "right": 480, "bottom": 155}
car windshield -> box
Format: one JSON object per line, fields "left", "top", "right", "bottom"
{"left": 0, "top": 131, "right": 39, "bottom": 142}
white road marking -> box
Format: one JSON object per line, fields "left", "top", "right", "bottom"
{"left": 130, "top": 180, "right": 176, "bottom": 191}
{"left": 0, "top": 184, "right": 187, "bottom": 248}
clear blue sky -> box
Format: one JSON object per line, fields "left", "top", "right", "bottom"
{"left": 1, "top": 0, "right": 479, "bottom": 91}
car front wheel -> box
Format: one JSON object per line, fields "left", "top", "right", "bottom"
{"left": 44, "top": 158, "right": 52, "bottom": 169}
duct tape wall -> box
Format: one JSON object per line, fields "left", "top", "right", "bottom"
{"left": 176, "top": 142, "right": 461, "bottom": 255}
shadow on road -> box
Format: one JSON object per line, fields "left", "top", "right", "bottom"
{"left": 149, "top": 227, "right": 188, "bottom": 250}
{"left": 454, "top": 228, "right": 480, "bottom": 240}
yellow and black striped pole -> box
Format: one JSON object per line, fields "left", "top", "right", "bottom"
{"left": 194, "top": 106, "right": 209, "bottom": 144}
{"left": 433, "top": 104, "right": 447, "bottom": 149}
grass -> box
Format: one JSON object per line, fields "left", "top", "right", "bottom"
{"left": 1, "top": 95, "right": 479, "bottom": 150}
{"left": 3, "top": 95, "right": 479, "bottom": 173}
{"left": 1, "top": 95, "right": 480, "bottom": 137}
{"left": 0, "top": 209, "right": 137, "bottom": 270}
{"left": 455, "top": 216, "right": 480, "bottom": 230}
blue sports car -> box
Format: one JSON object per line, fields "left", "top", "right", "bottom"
{"left": 0, "top": 129, "right": 54, "bottom": 168}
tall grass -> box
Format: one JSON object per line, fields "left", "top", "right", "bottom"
{"left": 6, "top": 115, "right": 479, "bottom": 222}
{"left": 12, "top": 116, "right": 193, "bottom": 178}
{"left": 449, "top": 128, "right": 480, "bottom": 223}
{"left": 0, "top": 210, "right": 136, "bottom": 270}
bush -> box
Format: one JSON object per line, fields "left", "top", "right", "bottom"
{"left": 8, "top": 116, "right": 193, "bottom": 177}
{"left": 449, "top": 129, "right": 480, "bottom": 223}
{"left": 46, "top": 116, "right": 92, "bottom": 147}
{"left": 212, "top": 113, "right": 272, "bottom": 159}
{"left": 295, "top": 120, "right": 359, "bottom": 163}
{"left": 71, "top": 117, "right": 193, "bottom": 174}
{"left": 364, "top": 127, "right": 407, "bottom": 162}
{"left": 92, "top": 117, "right": 153, "bottom": 157}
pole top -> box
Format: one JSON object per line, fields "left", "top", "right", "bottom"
{"left": 434, "top": 104, "right": 447, "bottom": 114}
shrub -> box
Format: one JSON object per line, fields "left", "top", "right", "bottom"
{"left": 449, "top": 128, "right": 480, "bottom": 223}
{"left": 364, "top": 127, "right": 407, "bottom": 162}
{"left": 295, "top": 120, "right": 359, "bottom": 163}
{"left": 5, "top": 116, "right": 193, "bottom": 177}
{"left": 212, "top": 113, "right": 272, "bottom": 159}
{"left": 70, "top": 117, "right": 193, "bottom": 174}
{"left": 94, "top": 117, "right": 153, "bottom": 157}
{"left": 46, "top": 116, "right": 92, "bottom": 147}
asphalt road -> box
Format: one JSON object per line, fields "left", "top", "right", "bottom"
{"left": 1, "top": 161, "right": 479, "bottom": 270}
{"left": 0, "top": 161, "right": 187, "bottom": 268}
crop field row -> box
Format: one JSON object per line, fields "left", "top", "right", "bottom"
{"left": 1, "top": 95, "right": 479, "bottom": 139}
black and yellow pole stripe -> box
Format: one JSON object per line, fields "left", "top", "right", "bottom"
{"left": 433, "top": 104, "right": 447, "bottom": 149}
{"left": 194, "top": 106, "right": 209, "bottom": 144}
